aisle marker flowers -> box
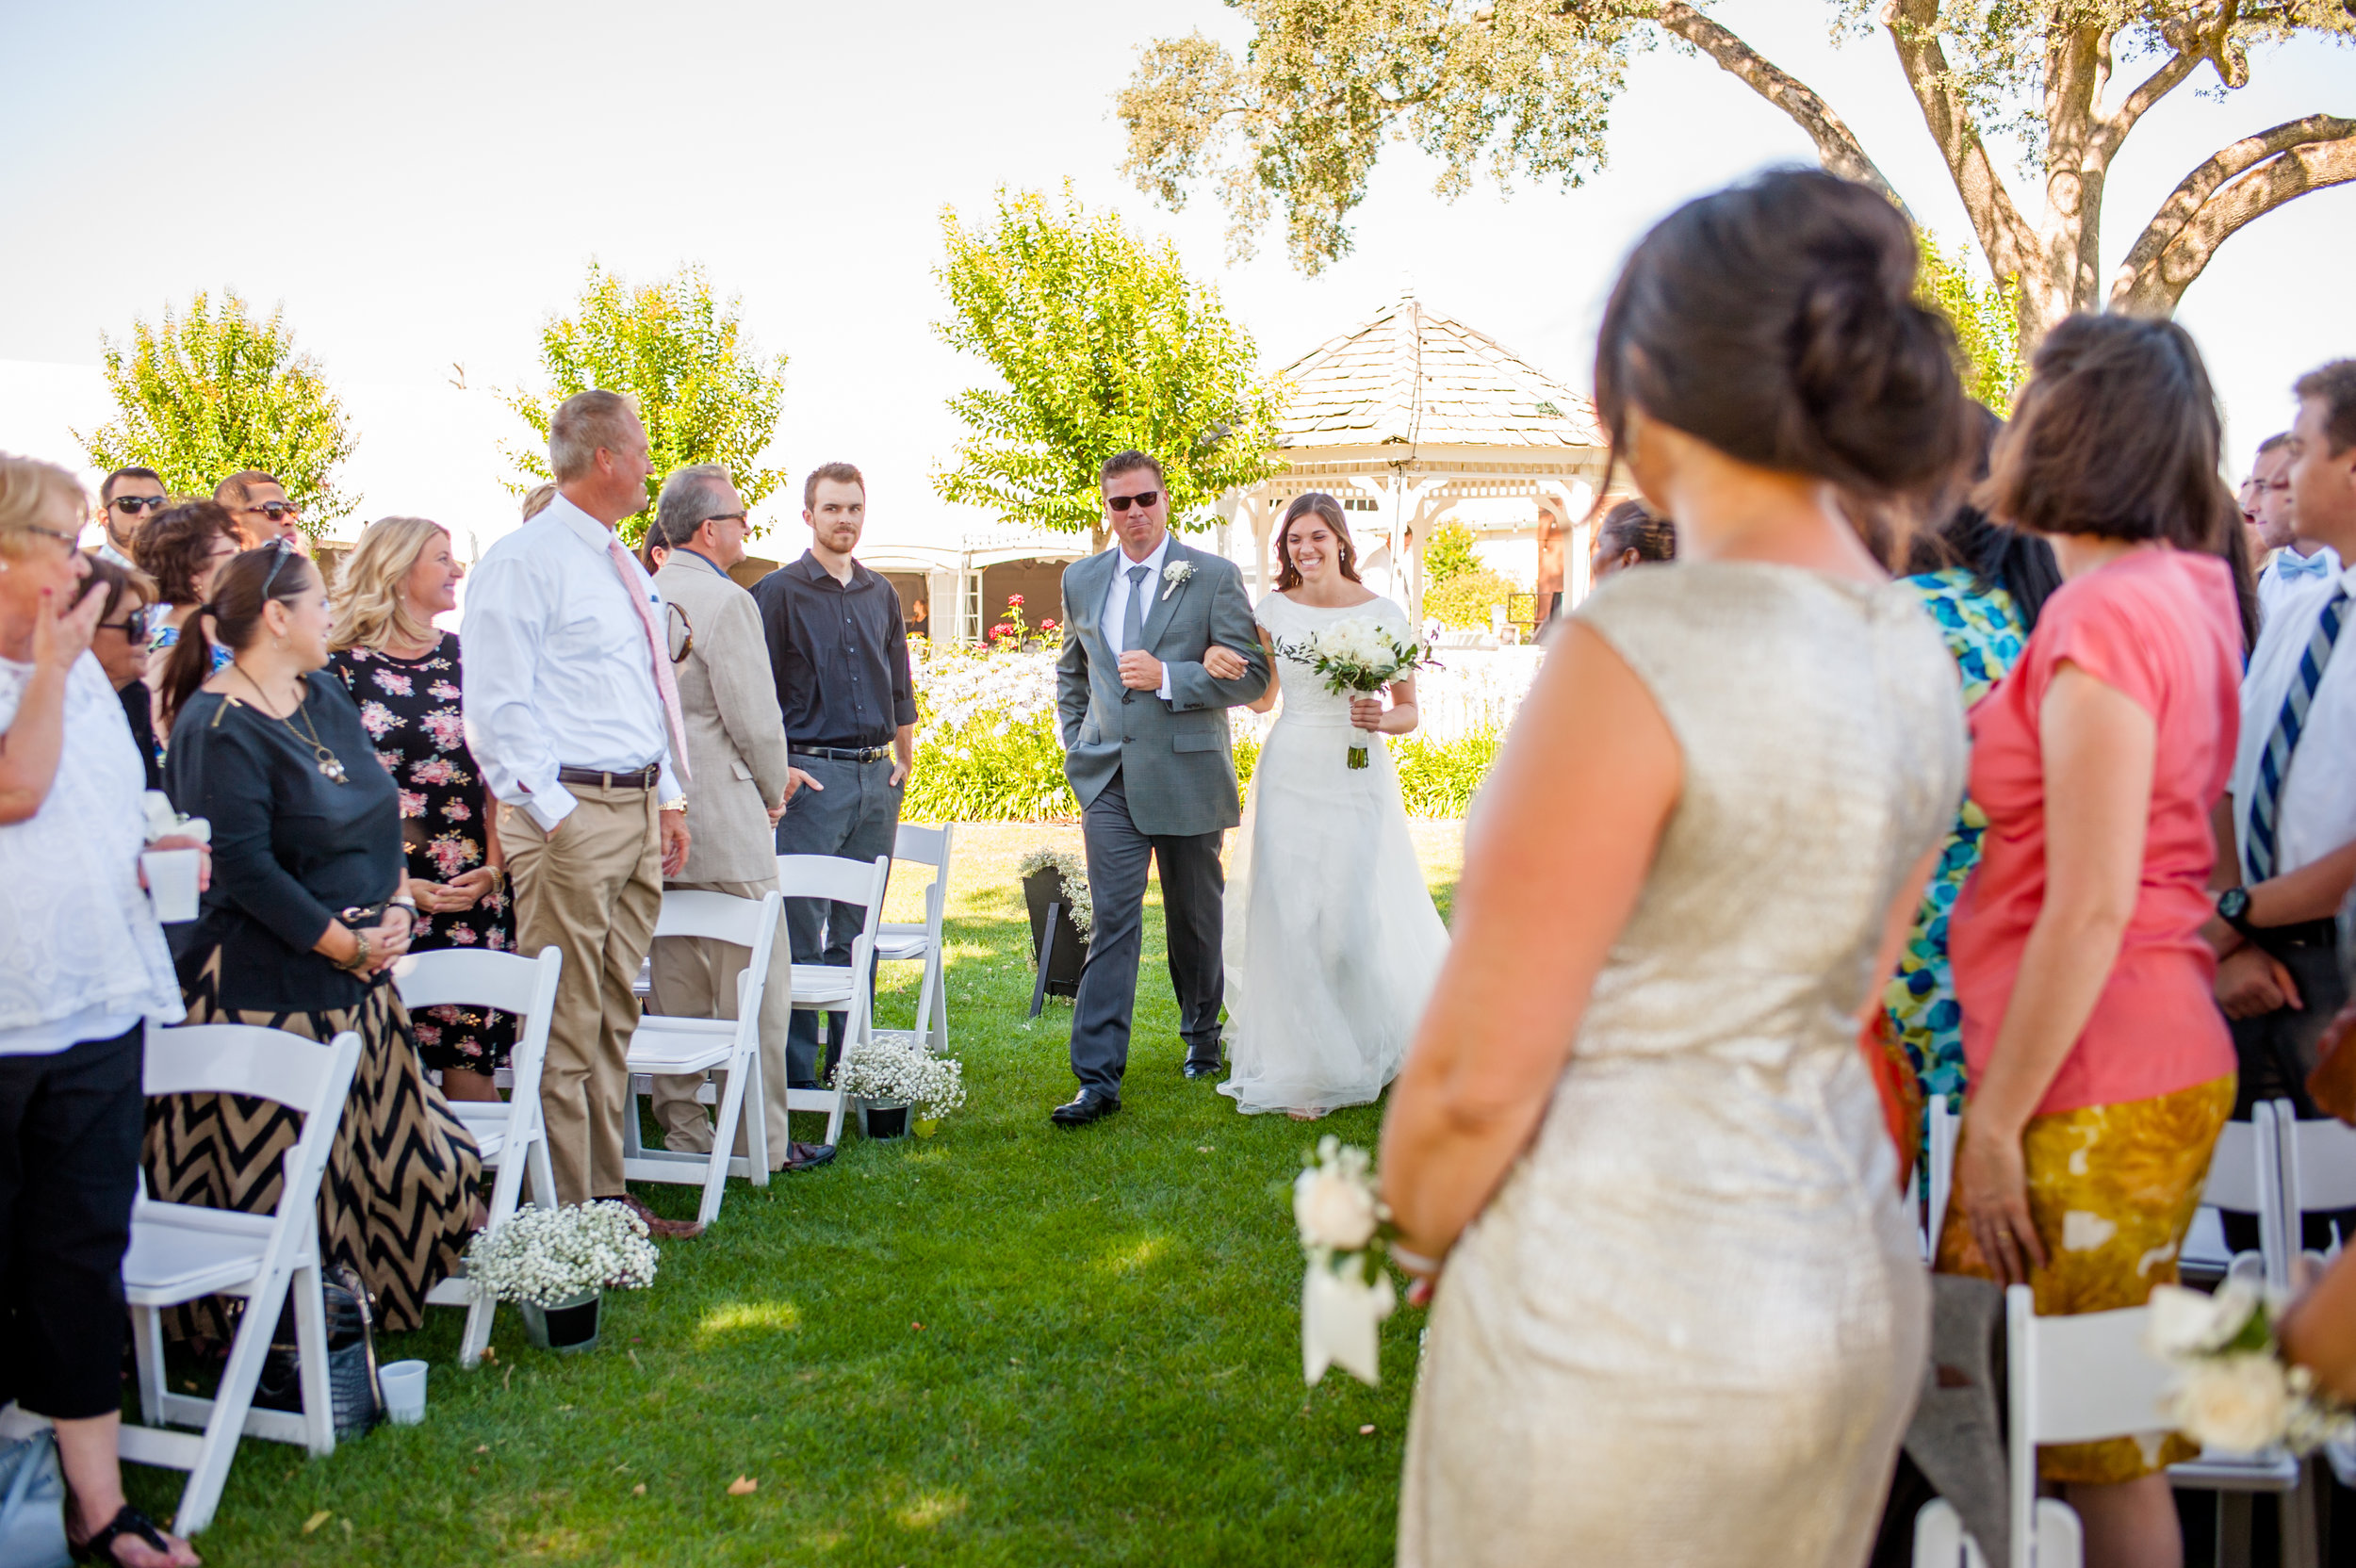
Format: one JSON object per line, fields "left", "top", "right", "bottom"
{"left": 464, "top": 1200, "right": 659, "bottom": 1307}
{"left": 2144, "top": 1279, "right": 2355, "bottom": 1454}
{"left": 834, "top": 1036, "right": 967, "bottom": 1119}
{"left": 1277, "top": 618, "right": 1435, "bottom": 768}
{"left": 1294, "top": 1136, "right": 1397, "bottom": 1385}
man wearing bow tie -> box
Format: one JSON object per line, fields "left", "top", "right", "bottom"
{"left": 2248, "top": 432, "right": 2341, "bottom": 626}
{"left": 2208, "top": 363, "right": 2356, "bottom": 1250}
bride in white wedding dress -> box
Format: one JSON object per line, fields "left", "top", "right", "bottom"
{"left": 1204, "top": 493, "right": 1449, "bottom": 1119}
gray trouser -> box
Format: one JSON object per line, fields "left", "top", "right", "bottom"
{"left": 773, "top": 752, "right": 902, "bottom": 1085}
{"left": 1068, "top": 770, "right": 1226, "bottom": 1096}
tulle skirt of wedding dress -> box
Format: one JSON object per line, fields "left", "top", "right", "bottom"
{"left": 1219, "top": 713, "right": 1449, "bottom": 1116}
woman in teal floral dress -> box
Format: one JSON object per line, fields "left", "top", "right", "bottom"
{"left": 1886, "top": 498, "right": 2059, "bottom": 1122}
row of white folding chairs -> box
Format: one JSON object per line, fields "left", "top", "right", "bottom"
{"left": 623, "top": 854, "right": 894, "bottom": 1217}
{"left": 1913, "top": 1282, "right": 2326, "bottom": 1568}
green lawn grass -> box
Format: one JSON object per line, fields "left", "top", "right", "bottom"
{"left": 133, "top": 824, "right": 1466, "bottom": 1565}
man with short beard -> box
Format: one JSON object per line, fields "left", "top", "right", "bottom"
{"left": 90, "top": 467, "right": 165, "bottom": 568}
{"left": 751, "top": 463, "right": 916, "bottom": 1090}
{"left": 213, "top": 469, "right": 305, "bottom": 552}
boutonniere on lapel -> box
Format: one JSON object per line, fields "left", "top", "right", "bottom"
{"left": 1160, "top": 560, "right": 1195, "bottom": 602}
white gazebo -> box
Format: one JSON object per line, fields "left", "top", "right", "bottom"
{"left": 1229, "top": 291, "right": 1614, "bottom": 623}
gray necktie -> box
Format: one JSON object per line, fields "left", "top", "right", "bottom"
{"left": 1123, "top": 564, "right": 1150, "bottom": 653}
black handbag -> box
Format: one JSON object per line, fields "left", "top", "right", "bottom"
{"left": 253, "top": 1263, "right": 384, "bottom": 1440}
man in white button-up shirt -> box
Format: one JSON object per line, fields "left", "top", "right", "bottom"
{"left": 2209, "top": 364, "right": 2356, "bottom": 1253}
{"left": 464, "top": 390, "right": 698, "bottom": 1233}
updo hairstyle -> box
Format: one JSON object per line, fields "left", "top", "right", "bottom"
{"left": 1594, "top": 168, "right": 1975, "bottom": 548}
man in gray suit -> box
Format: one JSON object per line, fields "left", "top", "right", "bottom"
{"left": 1052, "top": 450, "right": 1269, "bottom": 1126}
{"left": 644, "top": 465, "right": 833, "bottom": 1170}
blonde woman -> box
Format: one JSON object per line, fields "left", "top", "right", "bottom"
{"left": 328, "top": 517, "right": 514, "bottom": 1102}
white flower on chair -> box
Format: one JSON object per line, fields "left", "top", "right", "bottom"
{"left": 1160, "top": 561, "right": 1195, "bottom": 601}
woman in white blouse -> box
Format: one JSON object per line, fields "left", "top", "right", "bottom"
{"left": 0, "top": 454, "right": 205, "bottom": 1568}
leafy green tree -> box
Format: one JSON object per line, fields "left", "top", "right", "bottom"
{"left": 1917, "top": 229, "right": 2025, "bottom": 410}
{"left": 506, "top": 262, "right": 789, "bottom": 544}
{"left": 76, "top": 288, "right": 358, "bottom": 536}
{"left": 1422, "top": 519, "right": 1482, "bottom": 584}
{"left": 934, "top": 186, "right": 1283, "bottom": 550}
{"left": 1121, "top": 2, "right": 2356, "bottom": 354}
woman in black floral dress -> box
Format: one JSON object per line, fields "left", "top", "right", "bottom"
{"left": 328, "top": 516, "right": 515, "bottom": 1100}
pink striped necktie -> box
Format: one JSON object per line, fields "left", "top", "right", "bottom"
{"left": 605, "top": 536, "right": 692, "bottom": 783}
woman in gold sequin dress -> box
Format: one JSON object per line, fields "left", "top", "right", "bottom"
{"left": 1380, "top": 172, "right": 1975, "bottom": 1567}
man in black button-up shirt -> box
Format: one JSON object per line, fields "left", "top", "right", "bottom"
{"left": 750, "top": 463, "right": 917, "bottom": 1086}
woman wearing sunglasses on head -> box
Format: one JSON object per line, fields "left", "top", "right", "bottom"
{"left": 149, "top": 541, "right": 483, "bottom": 1341}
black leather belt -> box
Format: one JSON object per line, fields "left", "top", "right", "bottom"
{"left": 557, "top": 763, "right": 661, "bottom": 789}
{"left": 794, "top": 745, "right": 891, "bottom": 762}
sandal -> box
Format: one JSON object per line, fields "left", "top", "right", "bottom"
{"left": 71, "top": 1504, "right": 188, "bottom": 1566}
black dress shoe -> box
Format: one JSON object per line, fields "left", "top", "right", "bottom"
{"left": 1183, "top": 1059, "right": 1223, "bottom": 1080}
{"left": 1050, "top": 1089, "right": 1121, "bottom": 1127}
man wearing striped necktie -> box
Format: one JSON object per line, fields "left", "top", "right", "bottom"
{"left": 2209, "top": 361, "right": 2356, "bottom": 1250}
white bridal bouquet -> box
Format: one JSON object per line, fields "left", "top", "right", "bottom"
{"left": 1294, "top": 1136, "right": 1398, "bottom": 1386}
{"left": 2145, "top": 1280, "right": 2355, "bottom": 1454}
{"left": 464, "top": 1200, "right": 660, "bottom": 1308}
{"left": 1276, "top": 617, "right": 1434, "bottom": 768}
{"left": 834, "top": 1035, "right": 967, "bottom": 1119}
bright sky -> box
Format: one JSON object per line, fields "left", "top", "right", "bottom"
{"left": 2, "top": 0, "right": 2348, "bottom": 555}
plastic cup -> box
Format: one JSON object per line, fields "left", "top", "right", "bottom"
{"left": 379, "top": 1359, "right": 428, "bottom": 1426}
{"left": 140, "top": 847, "right": 201, "bottom": 923}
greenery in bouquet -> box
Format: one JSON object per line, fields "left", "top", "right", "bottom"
{"left": 464, "top": 1200, "right": 660, "bottom": 1308}
{"left": 1016, "top": 845, "right": 1094, "bottom": 939}
{"left": 835, "top": 1036, "right": 968, "bottom": 1119}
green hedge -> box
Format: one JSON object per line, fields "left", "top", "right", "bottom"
{"left": 901, "top": 717, "right": 1495, "bottom": 823}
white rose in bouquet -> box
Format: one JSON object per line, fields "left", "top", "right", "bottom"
{"left": 1294, "top": 1163, "right": 1381, "bottom": 1252}
{"left": 2169, "top": 1354, "right": 2294, "bottom": 1454}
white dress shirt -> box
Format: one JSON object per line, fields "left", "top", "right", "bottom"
{"left": 2255, "top": 543, "right": 2343, "bottom": 629}
{"left": 462, "top": 493, "right": 678, "bottom": 830}
{"left": 1099, "top": 533, "right": 1175, "bottom": 700}
{"left": 2231, "top": 558, "right": 2356, "bottom": 881}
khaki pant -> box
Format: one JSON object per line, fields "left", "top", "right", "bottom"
{"left": 501, "top": 787, "right": 662, "bottom": 1206}
{"left": 646, "top": 876, "right": 795, "bottom": 1167}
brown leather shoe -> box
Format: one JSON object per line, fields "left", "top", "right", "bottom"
{"left": 614, "top": 1191, "right": 704, "bottom": 1240}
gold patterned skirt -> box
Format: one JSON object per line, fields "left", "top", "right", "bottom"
{"left": 1935, "top": 1072, "right": 2234, "bottom": 1483}
{"left": 142, "top": 948, "right": 482, "bottom": 1336}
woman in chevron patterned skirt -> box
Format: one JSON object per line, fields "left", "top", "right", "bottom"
{"left": 146, "top": 545, "right": 480, "bottom": 1336}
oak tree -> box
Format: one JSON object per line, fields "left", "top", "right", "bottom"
{"left": 1120, "top": 2, "right": 2356, "bottom": 353}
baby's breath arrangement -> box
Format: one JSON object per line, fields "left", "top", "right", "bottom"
{"left": 464, "top": 1200, "right": 659, "bottom": 1308}
{"left": 835, "top": 1036, "right": 967, "bottom": 1119}
{"left": 1017, "top": 845, "right": 1093, "bottom": 939}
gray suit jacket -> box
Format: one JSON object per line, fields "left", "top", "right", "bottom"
{"left": 653, "top": 552, "right": 794, "bottom": 882}
{"left": 1055, "top": 537, "right": 1269, "bottom": 838}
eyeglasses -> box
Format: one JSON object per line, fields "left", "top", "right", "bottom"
{"left": 244, "top": 500, "right": 302, "bottom": 522}
{"left": 99, "top": 606, "right": 152, "bottom": 640}
{"left": 14, "top": 522, "right": 78, "bottom": 551}
{"left": 1105, "top": 491, "right": 1160, "bottom": 513}
{"left": 665, "top": 602, "right": 694, "bottom": 664}
{"left": 109, "top": 496, "right": 167, "bottom": 516}
{"left": 700, "top": 513, "right": 747, "bottom": 528}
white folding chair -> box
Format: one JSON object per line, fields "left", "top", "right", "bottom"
{"left": 399, "top": 944, "right": 563, "bottom": 1368}
{"left": 130, "top": 1022, "right": 361, "bottom": 1536}
{"left": 2177, "top": 1103, "right": 2293, "bottom": 1290}
{"left": 1913, "top": 1284, "right": 2313, "bottom": 1568}
{"left": 873, "top": 823, "right": 954, "bottom": 1055}
{"left": 622, "top": 889, "right": 781, "bottom": 1227}
{"left": 2275, "top": 1097, "right": 2356, "bottom": 1258}
{"left": 777, "top": 854, "right": 892, "bottom": 1147}
{"left": 1925, "top": 1097, "right": 1959, "bottom": 1262}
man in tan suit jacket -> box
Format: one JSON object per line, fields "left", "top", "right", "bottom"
{"left": 645, "top": 464, "right": 831, "bottom": 1168}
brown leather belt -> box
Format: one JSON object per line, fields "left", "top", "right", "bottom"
{"left": 556, "top": 763, "right": 660, "bottom": 789}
